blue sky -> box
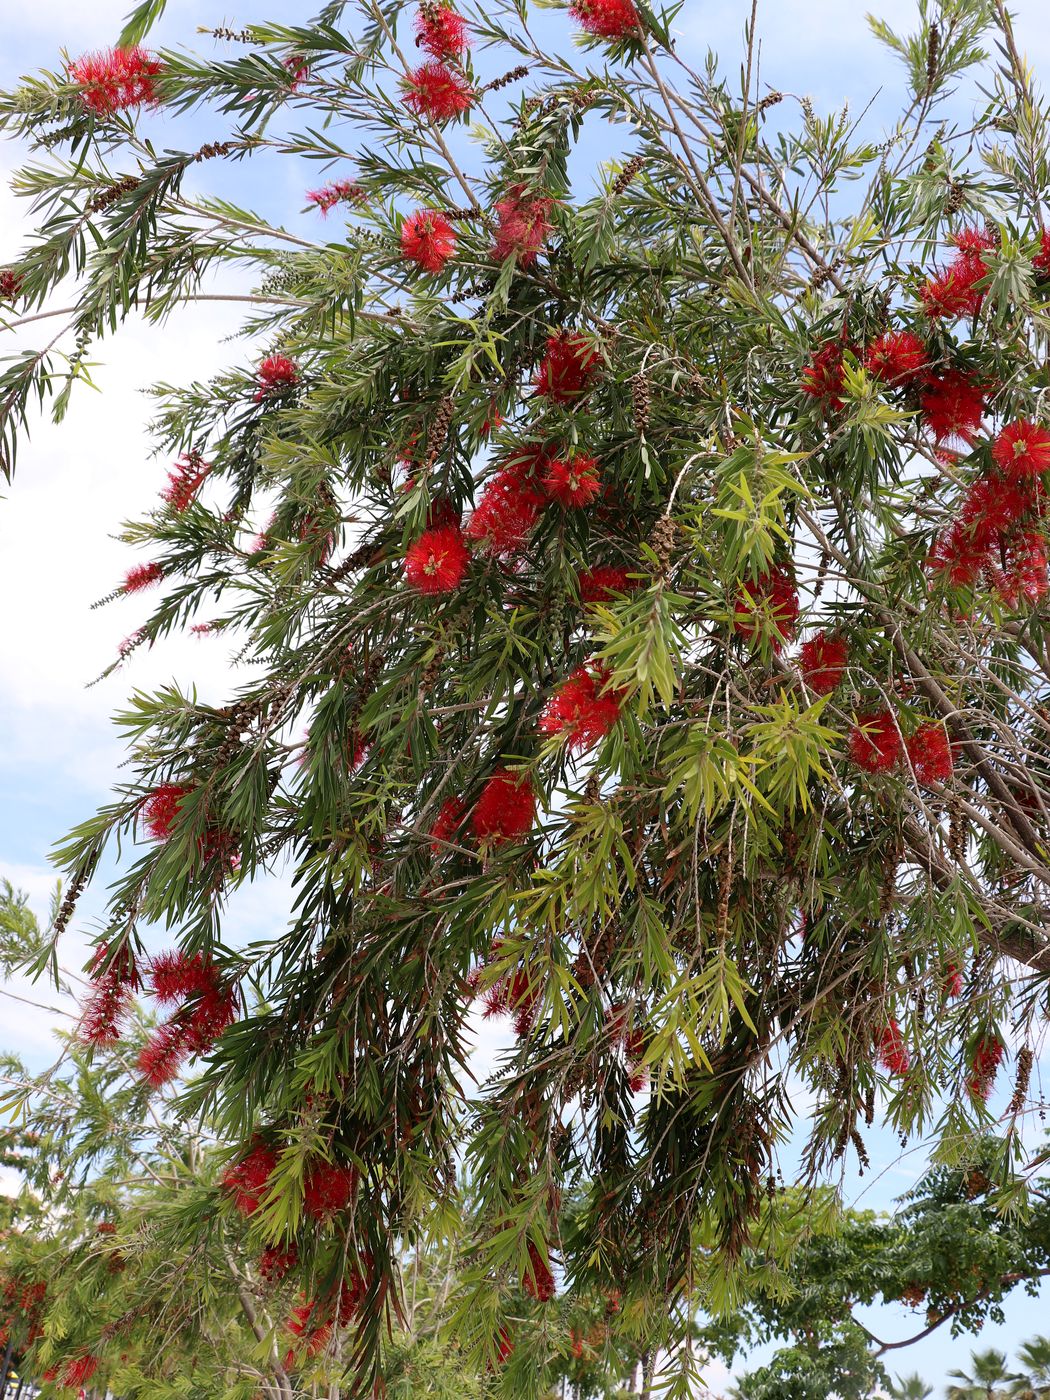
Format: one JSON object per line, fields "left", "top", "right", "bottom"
{"left": 2, "top": 1, "right": 1050, "bottom": 1393}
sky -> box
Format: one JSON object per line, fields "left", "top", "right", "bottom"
{"left": 2, "top": 0, "right": 1050, "bottom": 1394}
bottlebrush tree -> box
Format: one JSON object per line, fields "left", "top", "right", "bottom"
{"left": 2, "top": 0, "right": 1050, "bottom": 1393}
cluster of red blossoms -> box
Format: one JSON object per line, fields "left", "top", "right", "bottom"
{"left": 877, "top": 1019, "right": 910, "bottom": 1076}
{"left": 492, "top": 186, "right": 554, "bottom": 266}
{"left": 122, "top": 561, "right": 163, "bottom": 594}
{"left": 468, "top": 938, "right": 540, "bottom": 1037}
{"left": 68, "top": 46, "right": 162, "bottom": 115}
{"left": 847, "top": 710, "right": 953, "bottom": 785}
{"left": 401, "top": 209, "right": 458, "bottom": 273}
{"left": 732, "top": 564, "right": 800, "bottom": 654}
{"left": 578, "top": 564, "right": 633, "bottom": 603}
{"left": 540, "top": 665, "right": 625, "bottom": 751}
{"left": 523, "top": 1241, "right": 557, "bottom": 1301}
{"left": 607, "top": 1004, "right": 649, "bottom": 1092}
{"left": 569, "top": 0, "right": 641, "bottom": 40}
{"left": 535, "top": 332, "right": 600, "bottom": 404}
{"left": 137, "top": 951, "right": 238, "bottom": 1087}
{"left": 141, "top": 781, "right": 238, "bottom": 864}
{"left": 254, "top": 353, "right": 300, "bottom": 400}
{"left": 920, "top": 228, "right": 996, "bottom": 320}
{"left": 61, "top": 1355, "right": 100, "bottom": 1390}
{"left": 404, "top": 521, "right": 470, "bottom": 593}
{"left": 929, "top": 420, "right": 1050, "bottom": 602}
{"left": 161, "top": 451, "right": 210, "bottom": 512}
{"left": 78, "top": 943, "right": 142, "bottom": 1048}
{"left": 414, "top": 0, "right": 471, "bottom": 60}
{"left": 222, "top": 1140, "right": 357, "bottom": 1221}
{"left": 798, "top": 630, "right": 849, "bottom": 694}
{"left": 0, "top": 1273, "right": 46, "bottom": 1352}
{"left": 404, "top": 60, "right": 473, "bottom": 122}
{"left": 967, "top": 1036, "right": 1005, "bottom": 1101}
{"left": 284, "top": 1272, "right": 367, "bottom": 1365}
{"left": 306, "top": 178, "right": 365, "bottom": 214}
{"left": 0, "top": 269, "right": 22, "bottom": 301}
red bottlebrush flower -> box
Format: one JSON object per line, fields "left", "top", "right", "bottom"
{"left": 927, "top": 518, "right": 988, "bottom": 590}
{"left": 543, "top": 453, "right": 602, "bottom": 508}
{"left": 429, "top": 795, "right": 467, "bottom": 853}
{"left": 405, "top": 523, "right": 469, "bottom": 593}
{"left": 920, "top": 370, "right": 987, "bottom": 445}
{"left": 69, "top": 47, "right": 162, "bottom": 115}
{"left": 991, "top": 420, "right": 1050, "bottom": 480}
{"left": 967, "top": 1036, "right": 1005, "bottom": 1101}
{"left": 148, "top": 950, "right": 214, "bottom": 1004}
{"left": 415, "top": 2, "right": 471, "bottom": 59}
{"left": 62, "top": 1355, "right": 99, "bottom": 1390}
{"left": 288, "top": 1297, "right": 315, "bottom": 1338}
{"left": 798, "top": 630, "right": 848, "bottom": 695}
{"left": 43, "top": 1371, "right": 58, "bottom": 1385}
{"left": 921, "top": 258, "right": 985, "bottom": 320}
{"left": 953, "top": 227, "right": 997, "bottom": 258}
{"left": 802, "top": 342, "right": 850, "bottom": 408}
{"left": 523, "top": 1242, "right": 556, "bottom": 1301}
{"left": 137, "top": 1021, "right": 191, "bottom": 1087}
{"left": 577, "top": 565, "right": 632, "bottom": 603}
{"left": 222, "top": 1143, "right": 278, "bottom": 1216}
{"left": 863, "top": 330, "right": 929, "bottom": 386}
{"left": 306, "top": 179, "right": 365, "bottom": 214}
{"left": 259, "top": 1243, "right": 298, "bottom": 1284}
{"left": 569, "top": 0, "right": 641, "bottom": 39}
{"left": 876, "top": 1019, "right": 910, "bottom": 1076}
{"left": 906, "top": 723, "right": 953, "bottom": 786}
{"left": 848, "top": 709, "right": 902, "bottom": 774}
{"left": 401, "top": 209, "right": 458, "bottom": 273}
{"left": 540, "top": 665, "right": 625, "bottom": 751}
{"left": 184, "top": 978, "right": 238, "bottom": 1052}
{"left": 79, "top": 974, "right": 133, "bottom": 1048}
{"left": 1033, "top": 229, "right": 1050, "bottom": 276}
{"left": 625, "top": 1026, "right": 648, "bottom": 1093}
{"left": 282, "top": 54, "right": 310, "bottom": 90}
{"left": 466, "top": 448, "right": 549, "bottom": 555}
{"left": 958, "top": 473, "right": 1037, "bottom": 547}
{"left": 944, "top": 961, "right": 964, "bottom": 999}
{"left": 571, "top": 1329, "right": 585, "bottom": 1360}
{"left": 122, "top": 561, "right": 163, "bottom": 593}
{"left": 254, "top": 354, "right": 299, "bottom": 400}
{"left": 303, "top": 1160, "right": 357, "bottom": 1218}
{"left": 495, "top": 1328, "right": 514, "bottom": 1366}
{"left": 0, "top": 269, "right": 23, "bottom": 300}
{"left": 535, "top": 333, "right": 599, "bottom": 405}
{"left": 492, "top": 186, "right": 554, "bottom": 266}
{"left": 403, "top": 62, "right": 473, "bottom": 122}
{"left": 732, "top": 564, "right": 800, "bottom": 653}
{"left": 96, "top": 1221, "right": 117, "bottom": 1234}
{"left": 995, "top": 530, "right": 1050, "bottom": 607}
{"left": 162, "top": 453, "right": 209, "bottom": 511}
{"left": 141, "top": 783, "right": 192, "bottom": 841}
{"left": 472, "top": 768, "right": 537, "bottom": 845}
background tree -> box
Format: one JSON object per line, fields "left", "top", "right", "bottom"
{"left": 1, "top": 0, "right": 1050, "bottom": 1394}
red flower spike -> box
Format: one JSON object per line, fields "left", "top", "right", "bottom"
{"left": 137, "top": 1021, "right": 191, "bottom": 1087}
{"left": 184, "top": 979, "right": 238, "bottom": 1052}
{"left": 920, "top": 370, "right": 987, "bottom": 445}
{"left": 141, "top": 783, "right": 192, "bottom": 841}
{"left": 404, "top": 62, "right": 473, "bottom": 122}
{"left": 0, "top": 269, "right": 23, "bottom": 301}
{"left": 863, "top": 330, "right": 929, "bottom": 386}
{"left": 995, "top": 531, "right": 1050, "bottom": 607}
{"left": 798, "top": 630, "right": 848, "bottom": 695}
{"left": 148, "top": 950, "right": 214, "bottom": 1004}
{"left": 429, "top": 796, "right": 467, "bottom": 853}
{"left": 123, "top": 562, "right": 163, "bottom": 593}
{"left": 1034, "top": 229, "right": 1050, "bottom": 276}
{"left": 79, "top": 974, "right": 133, "bottom": 1048}
{"left": 920, "top": 257, "right": 985, "bottom": 320}
{"left": 578, "top": 565, "right": 632, "bottom": 603}
{"left": 848, "top": 709, "right": 902, "bottom": 774}
{"left": 259, "top": 1243, "right": 298, "bottom": 1284}
{"left": 466, "top": 448, "right": 550, "bottom": 555}
{"left": 959, "top": 474, "right": 1037, "bottom": 546}
{"left": 222, "top": 1143, "right": 278, "bottom": 1216}
{"left": 992, "top": 420, "right": 1050, "bottom": 480}
{"left": 492, "top": 186, "right": 554, "bottom": 266}
{"left": 523, "top": 1241, "right": 556, "bottom": 1301}
{"left": 944, "top": 961, "right": 964, "bottom": 999}
{"left": 495, "top": 1328, "right": 514, "bottom": 1366}
{"left": 877, "top": 1019, "right": 910, "bottom": 1076}
{"left": 401, "top": 209, "right": 458, "bottom": 273}
{"left": 306, "top": 179, "right": 365, "bottom": 214}
{"left": 472, "top": 768, "right": 537, "bottom": 845}
{"left": 405, "top": 523, "right": 469, "bottom": 593}
{"left": 69, "top": 47, "right": 162, "bottom": 115}
{"left": 802, "top": 342, "right": 850, "bottom": 407}
{"left": 535, "top": 333, "right": 599, "bottom": 404}
{"left": 303, "top": 1161, "right": 357, "bottom": 1218}
{"left": 162, "top": 453, "right": 209, "bottom": 511}
{"left": 414, "top": 3, "right": 471, "bottom": 59}
{"left": 732, "top": 565, "right": 800, "bottom": 653}
{"left": 254, "top": 354, "right": 299, "bottom": 401}
{"left": 569, "top": 0, "right": 641, "bottom": 39}
{"left": 967, "top": 1036, "right": 1005, "bottom": 1101}
{"left": 906, "top": 723, "right": 953, "bottom": 786}
{"left": 61, "top": 1356, "right": 99, "bottom": 1390}
{"left": 543, "top": 453, "right": 602, "bottom": 508}
{"left": 540, "top": 666, "right": 625, "bottom": 751}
